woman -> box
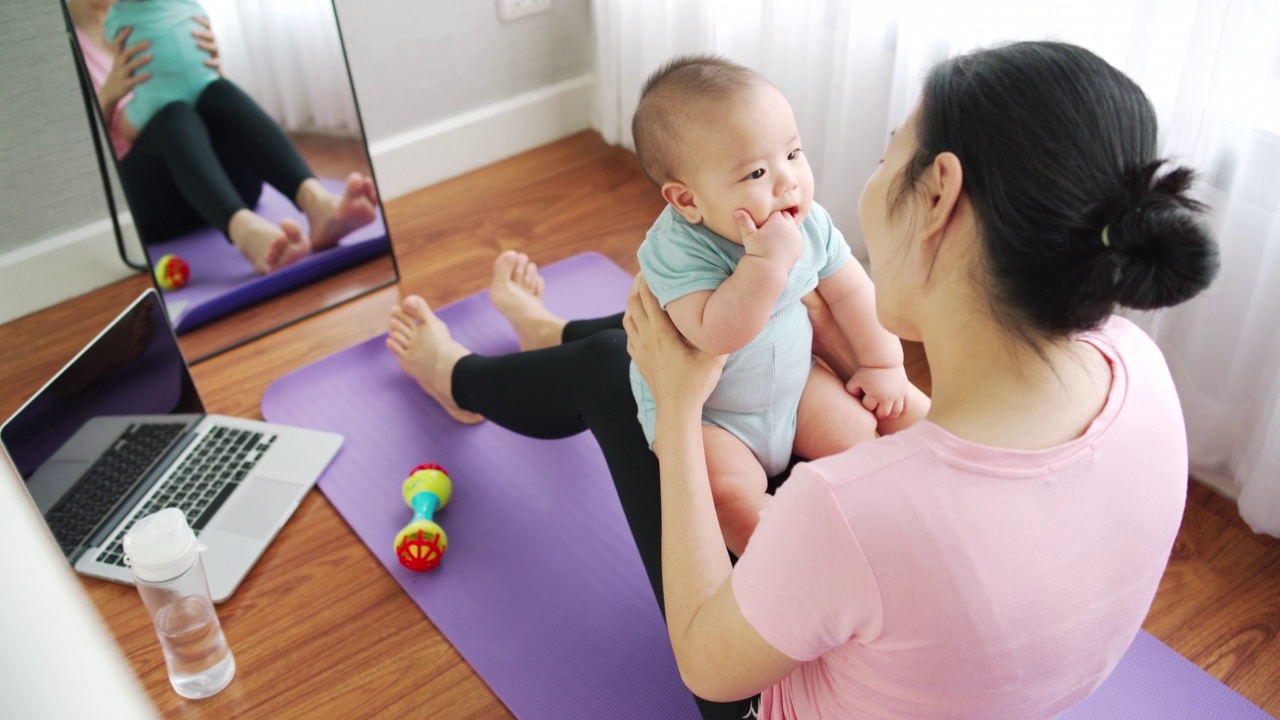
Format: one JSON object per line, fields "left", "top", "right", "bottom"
{"left": 67, "top": 0, "right": 377, "bottom": 273}
{"left": 387, "top": 42, "right": 1218, "bottom": 719}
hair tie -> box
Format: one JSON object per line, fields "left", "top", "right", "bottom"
{"left": 1100, "top": 225, "right": 1113, "bottom": 248}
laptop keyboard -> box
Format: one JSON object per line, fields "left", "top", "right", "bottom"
{"left": 46, "top": 422, "right": 187, "bottom": 556}
{"left": 94, "top": 426, "right": 278, "bottom": 568}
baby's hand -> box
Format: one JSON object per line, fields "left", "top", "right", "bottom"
{"left": 846, "top": 365, "right": 912, "bottom": 419}
{"left": 736, "top": 209, "right": 803, "bottom": 271}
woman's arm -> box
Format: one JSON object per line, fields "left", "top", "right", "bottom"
{"left": 625, "top": 275, "right": 800, "bottom": 701}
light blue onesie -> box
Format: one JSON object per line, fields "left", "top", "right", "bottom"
{"left": 104, "top": 0, "right": 220, "bottom": 132}
{"left": 629, "top": 202, "right": 852, "bottom": 476}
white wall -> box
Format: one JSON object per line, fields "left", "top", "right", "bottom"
{"left": 0, "top": 0, "right": 118, "bottom": 256}
{"left": 0, "top": 0, "right": 594, "bottom": 324}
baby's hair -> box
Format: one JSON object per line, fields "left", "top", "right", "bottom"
{"left": 894, "top": 41, "right": 1218, "bottom": 344}
{"left": 631, "top": 54, "right": 767, "bottom": 187}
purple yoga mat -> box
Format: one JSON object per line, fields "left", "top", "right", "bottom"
{"left": 262, "top": 252, "right": 700, "bottom": 719}
{"left": 261, "top": 252, "right": 1270, "bottom": 719}
{"left": 145, "top": 177, "right": 390, "bottom": 333}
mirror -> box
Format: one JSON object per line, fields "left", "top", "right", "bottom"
{"left": 59, "top": 0, "right": 397, "bottom": 362}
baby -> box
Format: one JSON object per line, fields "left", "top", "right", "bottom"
{"left": 104, "top": 0, "right": 219, "bottom": 138}
{"left": 629, "top": 55, "right": 913, "bottom": 556}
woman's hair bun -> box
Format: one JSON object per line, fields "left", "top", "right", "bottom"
{"left": 1108, "top": 162, "right": 1220, "bottom": 310}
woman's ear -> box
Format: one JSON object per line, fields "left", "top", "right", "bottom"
{"left": 915, "top": 152, "right": 964, "bottom": 249}
{"left": 662, "top": 182, "right": 702, "bottom": 224}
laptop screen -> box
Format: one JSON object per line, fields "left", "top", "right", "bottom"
{"left": 1, "top": 291, "right": 203, "bottom": 480}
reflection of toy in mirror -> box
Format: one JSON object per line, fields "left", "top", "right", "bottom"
{"left": 154, "top": 254, "right": 190, "bottom": 290}
{"left": 395, "top": 464, "right": 452, "bottom": 572}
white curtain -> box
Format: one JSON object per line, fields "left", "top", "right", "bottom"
{"left": 201, "top": 0, "right": 360, "bottom": 136}
{"left": 592, "top": 0, "right": 1280, "bottom": 536}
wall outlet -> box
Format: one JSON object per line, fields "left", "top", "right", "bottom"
{"left": 499, "top": 0, "right": 552, "bottom": 21}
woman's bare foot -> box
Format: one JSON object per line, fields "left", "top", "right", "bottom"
{"left": 387, "top": 296, "right": 485, "bottom": 425}
{"left": 228, "top": 210, "right": 311, "bottom": 273}
{"left": 298, "top": 173, "right": 378, "bottom": 251}
{"left": 489, "top": 250, "right": 567, "bottom": 351}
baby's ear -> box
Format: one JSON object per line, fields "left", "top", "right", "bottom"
{"left": 662, "top": 182, "right": 702, "bottom": 224}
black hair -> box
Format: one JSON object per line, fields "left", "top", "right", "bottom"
{"left": 895, "top": 41, "right": 1218, "bottom": 341}
{"left": 631, "top": 54, "right": 766, "bottom": 186}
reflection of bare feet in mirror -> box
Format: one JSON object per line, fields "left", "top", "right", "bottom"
{"left": 387, "top": 296, "right": 485, "bottom": 425}
{"left": 300, "top": 173, "right": 378, "bottom": 251}
{"left": 228, "top": 211, "right": 312, "bottom": 274}
{"left": 489, "top": 250, "right": 566, "bottom": 351}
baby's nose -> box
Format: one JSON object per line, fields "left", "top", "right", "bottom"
{"left": 774, "top": 170, "right": 798, "bottom": 196}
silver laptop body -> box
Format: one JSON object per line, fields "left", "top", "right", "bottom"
{"left": 1, "top": 290, "right": 342, "bottom": 602}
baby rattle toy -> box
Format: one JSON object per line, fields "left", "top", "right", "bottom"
{"left": 395, "top": 463, "right": 453, "bottom": 572}
{"left": 153, "top": 253, "right": 190, "bottom": 290}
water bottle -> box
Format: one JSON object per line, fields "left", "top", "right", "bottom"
{"left": 123, "top": 508, "right": 236, "bottom": 699}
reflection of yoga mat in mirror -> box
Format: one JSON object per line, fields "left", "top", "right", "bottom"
{"left": 145, "top": 177, "right": 389, "bottom": 333}
{"left": 260, "top": 252, "right": 1270, "bottom": 720}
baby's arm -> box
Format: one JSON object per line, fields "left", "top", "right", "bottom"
{"left": 667, "top": 209, "right": 804, "bottom": 355}
{"left": 816, "top": 261, "right": 912, "bottom": 418}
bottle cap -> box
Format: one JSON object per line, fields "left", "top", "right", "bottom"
{"left": 123, "top": 508, "right": 199, "bottom": 583}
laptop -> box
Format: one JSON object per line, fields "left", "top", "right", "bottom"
{"left": 1, "top": 289, "right": 343, "bottom": 602}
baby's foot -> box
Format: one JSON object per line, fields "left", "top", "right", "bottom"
{"left": 387, "top": 296, "right": 485, "bottom": 425}
{"left": 229, "top": 211, "right": 311, "bottom": 274}
{"left": 303, "top": 173, "right": 378, "bottom": 251}
{"left": 490, "top": 250, "right": 566, "bottom": 351}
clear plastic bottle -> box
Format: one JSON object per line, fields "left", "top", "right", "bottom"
{"left": 123, "top": 508, "right": 235, "bottom": 699}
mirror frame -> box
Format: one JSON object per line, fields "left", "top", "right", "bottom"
{"left": 56, "top": 0, "right": 400, "bottom": 364}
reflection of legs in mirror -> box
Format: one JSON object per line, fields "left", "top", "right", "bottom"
{"left": 387, "top": 296, "right": 486, "bottom": 425}
{"left": 297, "top": 172, "right": 378, "bottom": 251}
{"left": 489, "top": 250, "right": 567, "bottom": 351}
{"left": 227, "top": 210, "right": 311, "bottom": 274}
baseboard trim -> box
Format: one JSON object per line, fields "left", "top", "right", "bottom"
{"left": 0, "top": 219, "right": 143, "bottom": 324}
{"left": 368, "top": 74, "right": 595, "bottom": 200}
{"left": 0, "top": 75, "right": 596, "bottom": 325}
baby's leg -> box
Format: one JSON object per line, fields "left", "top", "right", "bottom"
{"left": 793, "top": 363, "right": 878, "bottom": 460}
{"left": 702, "top": 425, "right": 769, "bottom": 558}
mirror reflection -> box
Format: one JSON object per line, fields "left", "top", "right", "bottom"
{"left": 62, "top": 0, "right": 397, "bottom": 361}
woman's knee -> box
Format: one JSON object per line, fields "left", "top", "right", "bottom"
{"left": 580, "top": 331, "right": 632, "bottom": 390}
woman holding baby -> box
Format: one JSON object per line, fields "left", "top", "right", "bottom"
{"left": 389, "top": 41, "right": 1217, "bottom": 719}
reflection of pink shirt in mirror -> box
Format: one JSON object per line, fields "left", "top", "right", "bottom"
{"left": 74, "top": 27, "right": 133, "bottom": 159}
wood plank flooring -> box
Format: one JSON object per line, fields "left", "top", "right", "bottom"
{"left": 2, "top": 130, "right": 1276, "bottom": 717}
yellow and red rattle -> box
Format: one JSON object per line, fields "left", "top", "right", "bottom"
{"left": 153, "top": 253, "right": 190, "bottom": 290}
{"left": 394, "top": 463, "right": 452, "bottom": 572}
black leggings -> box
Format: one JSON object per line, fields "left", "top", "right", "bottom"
{"left": 118, "top": 78, "right": 314, "bottom": 244}
{"left": 452, "top": 312, "right": 761, "bottom": 720}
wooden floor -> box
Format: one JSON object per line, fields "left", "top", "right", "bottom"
{"left": 3, "top": 131, "right": 1278, "bottom": 717}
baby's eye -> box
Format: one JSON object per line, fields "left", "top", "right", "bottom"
{"left": 788, "top": 149, "right": 803, "bottom": 160}
{"left": 745, "top": 168, "right": 766, "bottom": 180}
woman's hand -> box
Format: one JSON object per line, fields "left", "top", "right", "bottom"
{"left": 624, "top": 274, "right": 727, "bottom": 413}
{"left": 100, "top": 27, "right": 151, "bottom": 116}
{"left": 192, "top": 16, "right": 223, "bottom": 76}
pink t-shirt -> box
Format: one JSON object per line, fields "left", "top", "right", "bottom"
{"left": 733, "top": 316, "right": 1187, "bottom": 719}
{"left": 75, "top": 27, "right": 134, "bottom": 159}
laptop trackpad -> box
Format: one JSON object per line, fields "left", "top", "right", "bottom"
{"left": 211, "top": 479, "right": 303, "bottom": 540}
